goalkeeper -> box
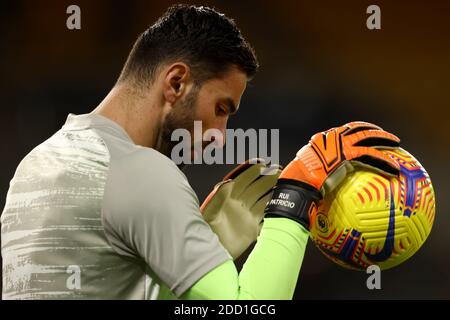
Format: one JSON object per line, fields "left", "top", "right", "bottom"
{"left": 1, "top": 5, "right": 400, "bottom": 299}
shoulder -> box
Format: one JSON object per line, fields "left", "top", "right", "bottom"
{"left": 113, "top": 147, "right": 190, "bottom": 190}
{"left": 104, "top": 146, "right": 199, "bottom": 214}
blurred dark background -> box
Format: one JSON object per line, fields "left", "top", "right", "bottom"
{"left": 0, "top": 0, "right": 449, "bottom": 299}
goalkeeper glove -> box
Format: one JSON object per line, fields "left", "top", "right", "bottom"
{"left": 264, "top": 121, "right": 401, "bottom": 230}
{"left": 201, "top": 159, "right": 281, "bottom": 259}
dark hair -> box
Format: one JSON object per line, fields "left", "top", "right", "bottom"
{"left": 117, "top": 4, "right": 258, "bottom": 86}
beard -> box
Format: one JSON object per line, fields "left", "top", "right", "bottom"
{"left": 157, "top": 87, "right": 199, "bottom": 164}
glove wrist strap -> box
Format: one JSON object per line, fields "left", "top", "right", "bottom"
{"left": 264, "top": 179, "right": 322, "bottom": 230}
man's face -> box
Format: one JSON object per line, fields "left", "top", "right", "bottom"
{"left": 159, "top": 66, "right": 247, "bottom": 160}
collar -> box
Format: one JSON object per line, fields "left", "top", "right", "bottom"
{"left": 62, "top": 113, "right": 134, "bottom": 143}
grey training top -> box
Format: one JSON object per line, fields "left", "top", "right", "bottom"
{"left": 1, "top": 113, "right": 230, "bottom": 299}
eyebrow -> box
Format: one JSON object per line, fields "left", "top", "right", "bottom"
{"left": 223, "top": 97, "right": 238, "bottom": 115}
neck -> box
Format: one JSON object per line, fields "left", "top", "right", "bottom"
{"left": 92, "top": 83, "right": 163, "bottom": 148}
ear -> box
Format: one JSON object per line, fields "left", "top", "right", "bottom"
{"left": 162, "top": 62, "right": 191, "bottom": 104}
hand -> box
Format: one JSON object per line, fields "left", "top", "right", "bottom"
{"left": 201, "top": 159, "right": 281, "bottom": 259}
{"left": 264, "top": 121, "right": 400, "bottom": 229}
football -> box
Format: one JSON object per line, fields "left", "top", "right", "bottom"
{"left": 309, "top": 147, "right": 435, "bottom": 270}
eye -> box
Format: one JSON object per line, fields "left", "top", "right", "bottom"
{"left": 216, "top": 104, "right": 228, "bottom": 116}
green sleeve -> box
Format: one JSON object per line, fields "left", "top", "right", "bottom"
{"left": 180, "top": 217, "right": 309, "bottom": 300}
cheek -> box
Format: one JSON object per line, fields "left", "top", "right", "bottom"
{"left": 194, "top": 105, "right": 227, "bottom": 146}
{"left": 195, "top": 98, "right": 213, "bottom": 117}
{"left": 195, "top": 101, "right": 220, "bottom": 128}
{"left": 202, "top": 114, "right": 227, "bottom": 135}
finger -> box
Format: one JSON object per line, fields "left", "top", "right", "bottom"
{"left": 343, "top": 121, "right": 383, "bottom": 135}
{"left": 346, "top": 129, "right": 400, "bottom": 147}
{"left": 230, "top": 162, "right": 268, "bottom": 197}
{"left": 345, "top": 121, "right": 382, "bottom": 129}
{"left": 223, "top": 158, "right": 265, "bottom": 180}
{"left": 348, "top": 146, "right": 400, "bottom": 176}
{"left": 260, "top": 163, "right": 283, "bottom": 176}
{"left": 250, "top": 193, "right": 272, "bottom": 220}
{"left": 241, "top": 167, "right": 281, "bottom": 207}
{"left": 200, "top": 179, "right": 233, "bottom": 213}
